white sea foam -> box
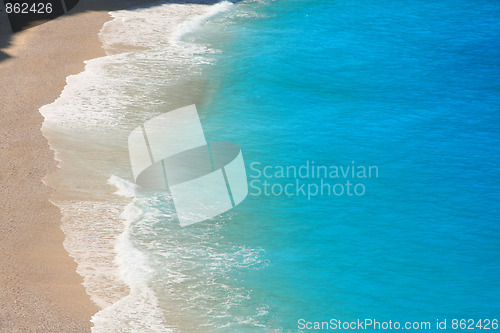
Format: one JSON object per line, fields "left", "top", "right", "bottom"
{"left": 172, "top": 1, "right": 234, "bottom": 42}
{"left": 40, "top": 2, "right": 231, "bottom": 132}
{"left": 108, "top": 174, "right": 137, "bottom": 198}
{"left": 91, "top": 198, "right": 172, "bottom": 332}
{"left": 92, "top": 4, "right": 233, "bottom": 332}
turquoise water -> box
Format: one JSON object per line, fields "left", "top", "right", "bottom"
{"left": 162, "top": 0, "right": 500, "bottom": 330}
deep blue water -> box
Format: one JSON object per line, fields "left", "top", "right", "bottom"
{"left": 188, "top": 0, "right": 500, "bottom": 330}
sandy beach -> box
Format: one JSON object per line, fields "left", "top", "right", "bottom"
{"left": 0, "top": 2, "right": 118, "bottom": 331}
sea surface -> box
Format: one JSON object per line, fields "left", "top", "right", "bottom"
{"left": 40, "top": 0, "right": 500, "bottom": 331}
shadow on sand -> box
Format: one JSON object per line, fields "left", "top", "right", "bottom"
{"left": 0, "top": 0, "right": 241, "bottom": 63}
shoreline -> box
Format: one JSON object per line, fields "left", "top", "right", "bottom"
{"left": 0, "top": 4, "right": 114, "bottom": 331}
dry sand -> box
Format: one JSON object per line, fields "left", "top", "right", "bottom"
{"left": 0, "top": 3, "right": 115, "bottom": 332}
